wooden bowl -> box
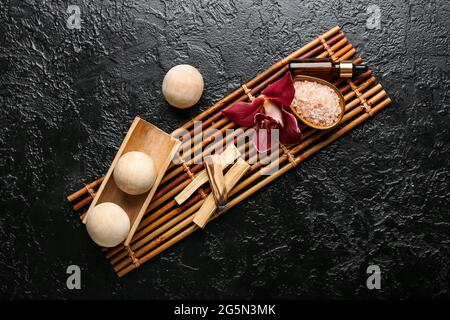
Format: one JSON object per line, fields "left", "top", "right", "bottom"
{"left": 290, "top": 75, "right": 345, "bottom": 130}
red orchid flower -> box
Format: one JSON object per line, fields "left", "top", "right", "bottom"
{"left": 222, "top": 72, "right": 302, "bottom": 152}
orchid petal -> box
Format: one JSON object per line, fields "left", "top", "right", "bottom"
{"left": 279, "top": 109, "right": 303, "bottom": 145}
{"left": 262, "top": 72, "right": 295, "bottom": 108}
{"left": 252, "top": 128, "right": 272, "bottom": 153}
{"left": 222, "top": 97, "right": 264, "bottom": 127}
{"left": 262, "top": 100, "right": 284, "bottom": 127}
{"left": 254, "top": 112, "right": 266, "bottom": 126}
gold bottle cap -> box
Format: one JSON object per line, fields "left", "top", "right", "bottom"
{"left": 339, "top": 61, "right": 353, "bottom": 78}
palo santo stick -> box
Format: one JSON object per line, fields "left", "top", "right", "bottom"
{"left": 175, "top": 144, "right": 241, "bottom": 205}
{"left": 174, "top": 171, "right": 211, "bottom": 205}
{"left": 116, "top": 97, "right": 392, "bottom": 277}
{"left": 153, "top": 163, "right": 204, "bottom": 200}
{"left": 205, "top": 155, "right": 228, "bottom": 210}
{"left": 161, "top": 122, "right": 236, "bottom": 184}
{"left": 143, "top": 142, "right": 247, "bottom": 221}
{"left": 125, "top": 142, "right": 251, "bottom": 244}
{"left": 193, "top": 160, "right": 250, "bottom": 229}
{"left": 156, "top": 130, "right": 253, "bottom": 210}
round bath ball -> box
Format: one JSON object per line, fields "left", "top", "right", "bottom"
{"left": 162, "top": 64, "right": 204, "bottom": 109}
{"left": 113, "top": 151, "right": 157, "bottom": 195}
{"left": 86, "top": 202, "right": 130, "bottom": 247}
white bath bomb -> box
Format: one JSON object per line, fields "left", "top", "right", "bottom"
{"left": 162, "top": 64, "right": 204, "bottom": 109}
{"left": 86, "top": 202, "right": 130, "bottom": 247}
{"left": 113, "top": 151, "right": 157, "bottom": 195}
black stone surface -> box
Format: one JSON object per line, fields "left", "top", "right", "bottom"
{"left": 0, "top": 0, "right": 449, "bottom": 299}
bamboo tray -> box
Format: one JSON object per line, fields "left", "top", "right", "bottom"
{"left": 84, "top": 117, "right": 181, "bottom": 246}
{"left": 67, "top": 26, "right": 392, "bottom": 277}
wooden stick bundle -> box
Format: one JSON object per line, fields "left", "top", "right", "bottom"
{"left": 193, "top": 159, "right": 250, "bottom": 228}
{"left": 175, "top": 145, "right": 241, "bottom": 205}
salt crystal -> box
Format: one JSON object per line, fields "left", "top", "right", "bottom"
{"left": 293, "top": 81, "right": 341, "bottom": 127}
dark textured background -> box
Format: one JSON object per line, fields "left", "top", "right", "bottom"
{"left": 0, "top": 0, "right": 449, "bottom": 299}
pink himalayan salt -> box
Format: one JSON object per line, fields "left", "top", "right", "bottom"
{"left": 293, "top": 80, "right": 341, "bottom": 127}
